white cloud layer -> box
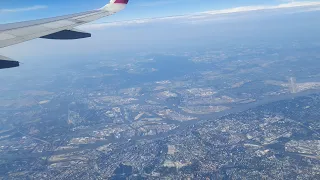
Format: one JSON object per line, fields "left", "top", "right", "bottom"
{"left": 202, "top": 1, "right": 320, "bottom": 15}
{"left": 0, "top": 5, "right": 47, "bottom": 13}
{"left": 81, "top": 1, "right": 320, "bottom": 30}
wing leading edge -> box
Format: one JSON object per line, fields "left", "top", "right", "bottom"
{"left": 0, "top": 0, "right": 129, "bottom": 69}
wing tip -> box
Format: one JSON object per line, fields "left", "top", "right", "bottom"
{"left": 101, "top": 0, "right": 128, "bottom": 12}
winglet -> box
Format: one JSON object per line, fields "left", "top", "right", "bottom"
{"left": 101, "top": 0, "right": 129, "bottom": 12}
{"left": 113, "top": 0, "right": 129, "bottom": 4}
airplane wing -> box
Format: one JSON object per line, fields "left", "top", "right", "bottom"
{"left": 0, "top": 0, "right": 129, "bottom": 69}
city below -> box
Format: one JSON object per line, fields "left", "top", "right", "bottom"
{"left": 0, "top": 40, "right": 320, "bottom": 179}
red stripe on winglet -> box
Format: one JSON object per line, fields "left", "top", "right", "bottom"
{"left": 114, "top": 0, "right": 129, "bottom": 4}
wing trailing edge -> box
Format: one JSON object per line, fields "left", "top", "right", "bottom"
{"left": 40, "top": 28, "right": 91, "bottom": 40}
{"left": 0, "top": 55, "right": 19, "bottom": 69}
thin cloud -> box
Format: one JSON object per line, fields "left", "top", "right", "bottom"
{"left": 81, "top": 1, "right": 320, "bottom": 30}
{"left": 202, "top": 1, "right": 320, "bottom": 15}
{"left": 0, "top": 5, "right": 47, "bottom": 13}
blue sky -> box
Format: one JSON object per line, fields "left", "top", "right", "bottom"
{"left": 0, "top": 0, "right": 314, "bottom": 23}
